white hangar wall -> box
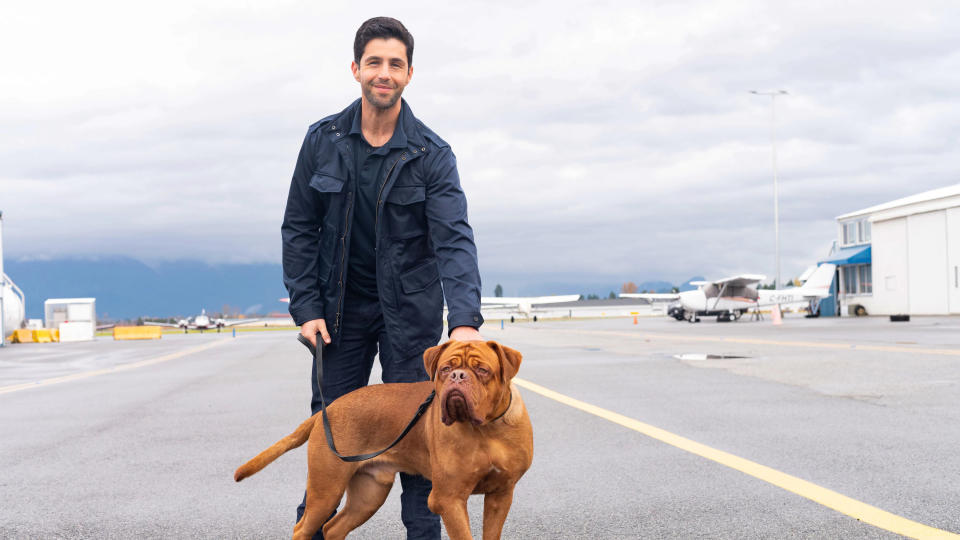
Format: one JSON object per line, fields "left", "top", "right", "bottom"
{"left": 860, "top": 187, "right": 960, "bottom": 315}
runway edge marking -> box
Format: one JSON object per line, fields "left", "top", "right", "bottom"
{"left": 570, "top": 329, "right": 960, "bottom": 356}
{"left": 570, "top": 330, "right": 960, "bottom": 356}
{"left": 0, "top": 339, "right": 231, "bottom": 396}
{"left": 512, "top": 377, "right": 959, "bottom": 540}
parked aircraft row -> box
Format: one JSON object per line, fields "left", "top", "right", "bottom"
{"left": 622, "top": 264, "right": 836, "bottom": 322}
{"left": 278, "top": 266, "right": 837, "bottom": 326}
{"left": 279, "top": 295, "right": 580, "bottom": 322}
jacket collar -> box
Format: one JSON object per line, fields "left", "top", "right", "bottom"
{"left": 347, "top": 101, "right": 408, "bottom": 149}
{"left": 329, "top": 98, "right": 426, "bottom": 151}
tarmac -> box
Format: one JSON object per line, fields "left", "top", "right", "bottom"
{"left": 2, "top": 314, "right": 959, "bottom": 539}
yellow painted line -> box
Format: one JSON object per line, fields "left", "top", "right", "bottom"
{"left": 0, "top": 339, "right": 230, "bottom": 396}
{"left": 512, "top": 377, "right": 959, "bottom": 539}
{"left": 570, "top": 329, "right": 960, "bottom": 357}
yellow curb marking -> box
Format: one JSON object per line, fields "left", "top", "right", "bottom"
{"left": 0, "top": 339, "right": 231, "bottom": 396}
{"left": 513, "top": 377, "right": 959, "bottom": 539}
{"left": 569, "top": 329, "right": 960, "bottom": 357}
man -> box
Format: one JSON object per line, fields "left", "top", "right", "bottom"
{"left": 281, "top": 17, "right": 484, "bottom": 539}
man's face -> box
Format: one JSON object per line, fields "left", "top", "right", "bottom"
{"left": 352, "top": 38, "right": 413, "bottom": 111}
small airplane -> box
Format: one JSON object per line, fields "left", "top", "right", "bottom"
{"left": 621, "top": 263, "right": 837, "bottom": 323}
{"left": 149, "top": 309, "right": 258, "bottom": 332}
{"left": 480, "top": 295, "right": 581, "bottom": 321}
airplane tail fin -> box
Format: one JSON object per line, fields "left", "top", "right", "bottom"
{"left": 799, "top": 263, "right": 836, "bottom": 298}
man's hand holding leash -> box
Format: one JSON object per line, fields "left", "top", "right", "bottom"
{"left": 299, "top": 319, "right": 331, "bottom": 347}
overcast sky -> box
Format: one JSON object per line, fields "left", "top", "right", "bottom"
{"left": 3, "top": 1, "right": 959, "bottom": 289}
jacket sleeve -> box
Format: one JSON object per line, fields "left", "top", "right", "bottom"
{"left": 281, "top": 128, "right": 326, "bottom": 326}
{"left": 423, "top": 146, "right": 484, "bottom": 333}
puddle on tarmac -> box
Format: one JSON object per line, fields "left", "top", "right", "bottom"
{"left": 674, "top": 353, "right": 749, "bottom": 361}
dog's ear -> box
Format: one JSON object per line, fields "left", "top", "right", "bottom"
{"left": 487, "top": 341, "right": 522, "bottom": 382}
{"left": 423, "top": 341, "right": 455, "bottom": 380}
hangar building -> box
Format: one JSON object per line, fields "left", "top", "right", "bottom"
{"left": 823, "top": 183, "right": 960, "bottom": 316}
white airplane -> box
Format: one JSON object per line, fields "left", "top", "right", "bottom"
{"left": 480, "top": 295, "right": 581, "bottom": 321}
{"left": 150, "top": 309, "right": 258, "bottom": 331}
{"left": 621, "top": 263, "right": 836, "bottom": 323}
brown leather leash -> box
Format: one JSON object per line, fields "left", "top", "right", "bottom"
{"left": 298, "top": 333, "right": 435, "bottom": 462}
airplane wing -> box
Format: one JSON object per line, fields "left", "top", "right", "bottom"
{"left": 144, "top": 321, "right": 182, "bottom": 328}
{"left": 218, "top": 318, "right": 263, "bottom": 327}
{"left": 696, "top": 274, "right": 767, "bottom": 288}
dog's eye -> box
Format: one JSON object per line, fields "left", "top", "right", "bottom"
{"left": 440, "top": 366, "right": 452, "bottom": 374}
{"left": 475, "top": 367, "right": 489, "bottom": 376}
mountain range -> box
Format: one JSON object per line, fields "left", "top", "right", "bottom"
{"left": 6, "top": 257, "right": 702, "bottom": 321}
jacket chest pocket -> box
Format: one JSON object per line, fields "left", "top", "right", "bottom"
{"left": 310, "top": 173, "right": 347, "bottom": 282}
{"left": 309, "top": 173, "right": 345, "bottom": 194}
{"left": 310, "top": 172, "right": 347, "bottom": 227}
{"left": 384, "top": 185, "right": 426, "bottom": 239}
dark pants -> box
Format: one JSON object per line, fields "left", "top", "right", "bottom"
{"left": 296, "top": 293, "right": 441, "bottom": 540}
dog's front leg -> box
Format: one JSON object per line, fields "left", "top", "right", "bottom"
{"left": 481, "top": 486, "right": 514, "bottom": 540}
{"left": 428, "top": 489, "right": 472, "bottom": 539}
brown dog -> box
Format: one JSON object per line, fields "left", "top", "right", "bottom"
{"left": 234, "top": 340, "right": 533, "bottom": 540}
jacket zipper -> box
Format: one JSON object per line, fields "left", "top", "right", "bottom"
{"left": 374, "top": 154, "right": 405, "bottom": 242}
{"left": 336, "top": 149, "right": 414, "bottom": 332}
{"left": 333, "top": 191, "right": 354, "bottom": 333}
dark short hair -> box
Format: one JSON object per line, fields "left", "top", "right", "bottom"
{"left": 353, "top": 17, "right": 414, "bottom": 67}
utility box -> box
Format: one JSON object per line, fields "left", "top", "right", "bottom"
{"left": 44, "top": 298, "right": 96, "bottom": 342}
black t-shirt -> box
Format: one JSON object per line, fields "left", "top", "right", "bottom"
{"left": 345, "top": 117, "right": 406, "bottom": 300}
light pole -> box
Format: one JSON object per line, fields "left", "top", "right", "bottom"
{"left": 750, "top": 89, "right": 787, "bottom": 290}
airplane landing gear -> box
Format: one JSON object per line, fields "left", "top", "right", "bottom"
{"left": 717, "top": 310, "right": 742, "bottom": 322}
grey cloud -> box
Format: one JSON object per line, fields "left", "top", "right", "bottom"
{"left": 3, "top": 1, "right": 960, "bottom": 286}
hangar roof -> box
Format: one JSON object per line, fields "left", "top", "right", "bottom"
{"left": 837, "top": 183, "right": 960, "bottom": 222}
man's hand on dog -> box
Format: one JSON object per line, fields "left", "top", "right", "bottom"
{"left": 300, "top": 319, "right": 331, "bottom": 347}
{"left": 449, "top": 325, "right": 483, "bottom": 342}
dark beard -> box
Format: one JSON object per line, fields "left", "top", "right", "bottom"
{"left": 363, "top": 83, "right": 402, "bottom": 110}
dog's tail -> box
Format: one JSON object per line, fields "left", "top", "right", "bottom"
{"left": 234, "top": 416, "right": 315, "bottom": 482}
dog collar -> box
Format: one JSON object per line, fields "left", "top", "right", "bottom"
{"left": 488, "top": 388, "right": 513, "bottom": 424}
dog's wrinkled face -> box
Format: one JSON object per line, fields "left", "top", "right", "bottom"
{"left": 423, "top": 340, "right": 522, "bottom": 426}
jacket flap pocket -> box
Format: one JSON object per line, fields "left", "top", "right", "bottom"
{"left": 309, "top": 174, "right": 345, "bottom": 193}
{"left": 400, "top": 260, "right": 440, "bottom": 294}
{"left": 386, "top": 185, "right": 425, "bottom": 205}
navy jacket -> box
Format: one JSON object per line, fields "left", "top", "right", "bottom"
{"left": 281, "top": 99, "right": 483, "bottom": 357}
